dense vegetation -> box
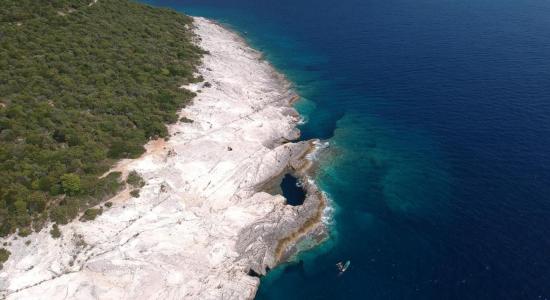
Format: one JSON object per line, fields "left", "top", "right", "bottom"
{"left": 0, "top": 0, "right": 203, "bottom": 237}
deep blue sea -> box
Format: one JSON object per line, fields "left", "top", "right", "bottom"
{"left": 142, "top": 0, "right": 550, "bottom": 298}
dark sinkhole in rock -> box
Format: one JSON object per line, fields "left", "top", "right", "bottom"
{"left": 247, "top": 269, "right": 262, "bottom": 278}
{"left": 280, "top": 174, "right": 306, "bottom": 206}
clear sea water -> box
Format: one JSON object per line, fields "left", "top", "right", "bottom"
{"left": 142, "top": 0, "right": 550, "bottom": 298}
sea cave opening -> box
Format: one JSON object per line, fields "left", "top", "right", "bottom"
{"left": 280, "top": 174, "right": 306, "bottom": 206}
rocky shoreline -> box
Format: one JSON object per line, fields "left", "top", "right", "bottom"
{"left": 0, "top": 17, "right": 327, "bottom": 300}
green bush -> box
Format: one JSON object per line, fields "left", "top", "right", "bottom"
{"left": 0, "top": 248, "right": 10, "bottom": 263}
{"left": 32, "top": 212, "right": 48, "bottom": 233}
{"left": 130, "top": 189, "right": 140, "bottom": 198}
{"left": 127, "top": 171, "right": 145, "bottom": 188}
{"left": 84, "top": 172, "right": 123, "bottom": 204}
{"left": 61, "top": 174, "right": 81, "bottom": 196}
{"left": 179, "top": 117, "right": 194, "bottom": 123}
{"left": 50, "top": 224, "right": 61, "bottom": 239}
{"left": 18, "top": 227, "right": 31, "bottom": 237}
{"left": 82, "top": 208, "right": 102, "bottom": 221}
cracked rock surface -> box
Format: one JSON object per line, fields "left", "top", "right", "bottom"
{"left": 0, "top": 17, "right": 325, "bottom": 300}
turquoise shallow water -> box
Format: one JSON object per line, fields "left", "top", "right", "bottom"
{"left": 143, "top": 0, "right": 550, "bottom": 298}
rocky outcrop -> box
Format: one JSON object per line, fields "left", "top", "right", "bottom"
{"left": 235, "top": 176, "right": 326, "bottom": 276}
{"left": 0, "top": 17, "right": 327, "bottom": 300}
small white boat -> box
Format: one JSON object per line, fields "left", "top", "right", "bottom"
{"left": 336, "top": 260, "right": 351, "bottom": 275}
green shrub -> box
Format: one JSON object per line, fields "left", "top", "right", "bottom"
{"left": 84, "top": 172, "right": 123, "bottom": 205}
{"left": 130, "top": 189, "right": 140, "bottom": 198}
{"left": 50, "top": 224, "right": 61, "bottom": 239}
{"left": 18, "top": 227, "right": 31, "bottom": 237}
{"left": 0, "top": 248, "right": 10, "bottom": 263}
{"left": 32, "top": 213, "right": 48, "bottom": 233}
{"left": 127, "top": 171, "right": 145, "bottom": 188}
{"left": 179, "top": 117, "right": 194, "bottom": 123}
{"left": 82, "top": 208, "right": 102, "bottom": 221}
{"left": 61, "top": 174, "right": 81, "bottom": 196}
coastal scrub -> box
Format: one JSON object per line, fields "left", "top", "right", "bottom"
{"left": 0, "top": 0, "right": 203, "bottom": 236}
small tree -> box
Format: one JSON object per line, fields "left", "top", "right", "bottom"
{"left": 61, "top": 173, "right": 81, "bottom": 196}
